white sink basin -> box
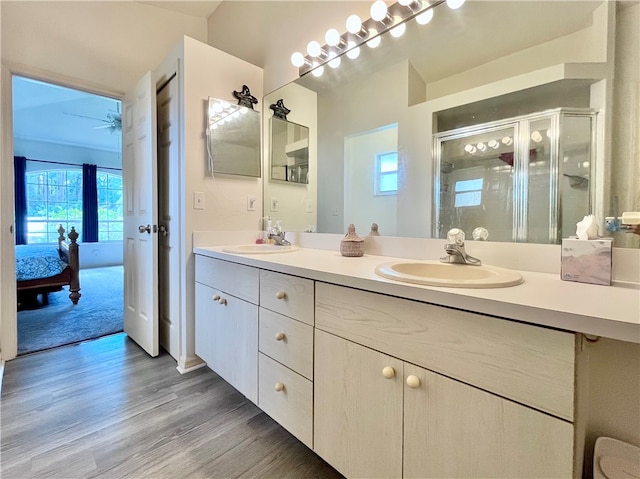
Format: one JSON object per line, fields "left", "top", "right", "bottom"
{"left": 374, "top": 261, "right": 523, "bottom": 288}
{"left": 222, "top": 244, "right": 299, "bottom": 254}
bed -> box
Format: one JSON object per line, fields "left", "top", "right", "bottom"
{"left": 16, "top": 225, "right": 81, "bottom": 306}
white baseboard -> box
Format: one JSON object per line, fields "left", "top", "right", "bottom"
{"left": 176, "top": 355, "right": 206, "bottom": 374}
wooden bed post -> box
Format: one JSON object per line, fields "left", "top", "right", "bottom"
{"left": 58, "top": 224, "right": 81, "bottom": 304}
{"left": 66, "top": 226, "right": 81, "bottom": 304}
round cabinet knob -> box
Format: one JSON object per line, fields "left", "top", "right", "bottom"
{"left": 212, "top": 294, "right": 220, "bottom": 301}
{"left": 274, "top": 382, "right": 285, "bottom": 392}
{"left": 275, "top": 332, "right": 286, "bottom": 341}
{"left": 382, "top": 366, "right": 396, "bottom": 379}
{"left": 218, "top": 297, "right": 227, "bottom": 305}
{"left": 275, "top": 291, "right": 287, "bottom": 300}
{"left": 406, "top": 375, "right": 421, "bottom": 389}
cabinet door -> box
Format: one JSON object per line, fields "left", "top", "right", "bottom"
{"left": 403, "top": 363, "right": 574, "bottom": 478}
{"left": 195, "top": 282, "right": 258, "bottom": 403}
{"left": 314, "top": 330, "right": 403, "bottom": 479}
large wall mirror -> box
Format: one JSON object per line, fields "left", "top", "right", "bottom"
{"left": 263, "top": 0, "right": 639, "bottom": 247}
{"left": 208, "top": 97, "right": 261, "bottom": 177}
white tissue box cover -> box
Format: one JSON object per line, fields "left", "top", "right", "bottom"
{"left": 561, "top": 238, "right": 613, "bottom": 286}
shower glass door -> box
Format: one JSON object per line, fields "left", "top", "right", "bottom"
{"left": 435, "top": 124, "right": 518, "bottom": 242}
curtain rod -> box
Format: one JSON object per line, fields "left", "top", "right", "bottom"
{"left": 25, "top": 157, "right": 122, "bottom": 172}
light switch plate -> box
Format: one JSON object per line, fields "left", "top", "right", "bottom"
{"left": 247, "top": 195, "right": 256, "bottom": 211}
{"left": 270, "top": 197, "right": 279, "bottom": 212}
{"left": 193, "top": 191, "right": 205, "bottom": 210}
{"left": 306, "top": 199, "right": 313, "bottom": 213}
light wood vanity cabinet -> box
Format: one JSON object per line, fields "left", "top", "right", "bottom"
{"left": 194, "top": 255, "right": 583, "bottom": 478}
{"left": 195, "top": 256, "right": 259, "bottom": 403}
{"left": 314, "top": 282, "right": 578, "bottom": 479}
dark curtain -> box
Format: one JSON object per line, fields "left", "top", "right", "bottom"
{"left": 82, "top": 163, "right": 99, "bottom": 242}
{"left": 13, "top": 156, "right": 27, "bottom": 245}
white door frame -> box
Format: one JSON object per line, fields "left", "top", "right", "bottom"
{"left": 0, "top": 64, "right": 123, "bottom": 361}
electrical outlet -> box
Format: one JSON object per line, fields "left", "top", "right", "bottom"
{"left": 247, "top": 195, "right": 256, "bottom": 211}
{"left": 270, "top": 197, "right": 279, "bottom": 212}
{"left": 193, "top": 192, "right": 205, "bottom": 210}
{"left": 305, "top": 199, "right": 313, "bottom": 213}
{"left": 332, "top": 208, "right": 340, "bottom": 216}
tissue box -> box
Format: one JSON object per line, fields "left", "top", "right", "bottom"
{"left": 561, "top": 238, "right": 613, "bottom": 286}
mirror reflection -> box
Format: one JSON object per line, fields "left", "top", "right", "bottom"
{"left": 270, "top": 117, "right": 310, "bottom": 184}
{"left": 207, "top": 97, "right": 261, "bottom": 177}
{"left": 264, "top": 1, "right": 639, "bottom": 247}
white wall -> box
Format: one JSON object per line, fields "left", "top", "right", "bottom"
{"left": 0, "top": 1, "right": 207, "bottom": 95}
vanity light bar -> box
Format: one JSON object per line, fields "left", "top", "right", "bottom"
{"left": 291, "top": 0, "right": 464, "bottom": 77}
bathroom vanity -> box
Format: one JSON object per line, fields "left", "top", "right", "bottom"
{"left": 193, "top": 242, "right": 639, "bottom": 479}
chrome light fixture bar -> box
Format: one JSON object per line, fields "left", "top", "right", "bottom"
{"left": 291, "top": 0, "right": 464, "bottom": 77}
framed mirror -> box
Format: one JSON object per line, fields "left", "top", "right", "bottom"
{"left": 207, "top": 97, "right": 261, "bottom": 177}
{"left": 270, "top": 116, "right": 310, "bottom": 184}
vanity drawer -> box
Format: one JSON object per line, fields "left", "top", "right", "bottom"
{"left": 259, "top": 352, "right": 313, "bottom": 448}
{"left": 260, "top": 270, "right": 314, "bottom": 325}
{"left": 315, "top": 282, "right": 576, "bottom": 421}
{"left": 259, "top": 308, "right": 313, "bottom": 379}
{"left": 195, "top": 255, "right": 259, "bottom": 304}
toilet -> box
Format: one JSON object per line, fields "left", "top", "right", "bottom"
{"left": 593, "top": 437, "right": 640, "bottom": 479}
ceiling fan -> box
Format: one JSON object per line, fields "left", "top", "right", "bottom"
{"left": 63, "top": 110, "right": 122, "bottom": 133}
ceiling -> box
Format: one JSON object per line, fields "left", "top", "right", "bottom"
{"left": 12, "top": 76, "right": 122, "bottom": 154}
{"left": 138, "top": 1, "right": 222, "bottom": 19}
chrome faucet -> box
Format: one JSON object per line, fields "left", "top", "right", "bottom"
{"left": 268, "top": 221, "right": 291, "bottom": 246}
{"left": 440, "top": 228, "right": 481, "bottom": 265}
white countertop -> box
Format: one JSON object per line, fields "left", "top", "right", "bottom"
{"left": 194, "top": 245, "right": 640, "bottom": 343}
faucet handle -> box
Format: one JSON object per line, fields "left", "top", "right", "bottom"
{"left": 446, "top": 228, "right": 465, "bottom": 245}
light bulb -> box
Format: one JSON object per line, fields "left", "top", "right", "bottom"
{"left": 328, "top": 51, "right": 341, "bottom": 68}
{"left": 390, "top": 20, "right": 406, "bottom": 38}
{"left": 307, "top": 40, "right": 322, "bottom": 57}
{"left": 370, "top": 1, "right": 388, "bottom": 22}
{"left": 346, "top": 41, "right": 360, "bottom": 59}
{"left": 446, "top": 0, "right": 465, "bottom": 9}
{"left": 325, "top": 28, "right": 341, "bottom": 46}
{"left": 221, "top": 101, "right": 231, "bottom": 109}
{"left": 240, "top": 107, "right": 248, "bottom": 114}
{"left": 219, "top": 118, "right": 226, "bottom": 125}
{"left": 530, "top": 131, "right": 543, "bottom": 143}
{"left": 291, "top": 52, "right": 305, "bottom": 67}
{"left": 212, "top": 103, "right": 223, "bottom": 113}
{"left": 311, "top": 62, "right": 324, "bottom": 77}
{"left": 415, "top": 8, "right": 434, "bottom": 25}
{"left": 398, "top": 0, "right": 414, "bottom": 5}
{"left": 477, "top": 142, "right": 487, "bottom": 151}
{"left": 346, "top": 14, "right": 363, "bottom": 34}
{"left": 464, "top": 144, "right": 476, "bottom": 154}
{"left": 232, "top": 110, "right": 240, "bottom": 119}
{"left": 367, "top": 29, "right": 381, "bottom": 48}
{"left": 501, "top": 136, "right": 513, "bottom": 146}
{"left": 211, "top": 123, "right": 218, "bottom": 130}
{"left": 488, "top": 139, "right": 499, "bottom": 149}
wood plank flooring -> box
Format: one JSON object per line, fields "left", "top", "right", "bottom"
{"left": 0, "top": 333, "right": 343, "bottom": 479}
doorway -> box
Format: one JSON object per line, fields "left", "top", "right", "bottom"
{"left": 12, "top": 75, "right": 124, "bottom": 355}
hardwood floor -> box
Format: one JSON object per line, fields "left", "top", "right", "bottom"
{"left": 0, "top": 333, "right": 343, "bottom": 479}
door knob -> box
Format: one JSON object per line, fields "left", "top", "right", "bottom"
{"left": 158, "top": 224, "right": 168, "bottom": 236}
{"left": 138, "top": 224, "right": 151, "bottom": 234}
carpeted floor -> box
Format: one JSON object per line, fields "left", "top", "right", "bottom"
{"left": 17, "top": 266, "right": 124, "bottom": 355}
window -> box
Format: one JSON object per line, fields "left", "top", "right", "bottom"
{"left": 25, "top": 168, "right": 123, "bottom": 243}
{"left": 454, "top": 178, "right": 483, "bottom": 207}
{"left": 26, "top": 169, "right": 83, "bottom": 243}
{"left": 97, "top": 171, "right": 124, "bottom": 241}
{"left": 375, "top": 152, "right": 398, "bottom": 195}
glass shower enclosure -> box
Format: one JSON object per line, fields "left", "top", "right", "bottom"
{"left": 433, "top": 108, "right": 596, "bottom": 244}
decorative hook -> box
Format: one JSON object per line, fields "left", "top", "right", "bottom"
{"left": 233, "top": 85, "right": 258, "bottom": 109}
{"left": 269, "top": 99, "right": 291, "bottom": 120}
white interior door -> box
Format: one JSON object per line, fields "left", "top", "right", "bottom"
{"left": 157, "top": 76, "right": 180, "bottom": 359}
{"left": 123, "top": 71, "right": 159, "bottom": 357}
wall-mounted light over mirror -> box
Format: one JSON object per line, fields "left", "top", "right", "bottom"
{"left": 265, "top": 0, "right": 639, "bottom": 248}
{"left": 269, "top": 99, "right": 310, "bottom": 185}
{"left": 207, "top": 92, "right": 261, "bottom": 178}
